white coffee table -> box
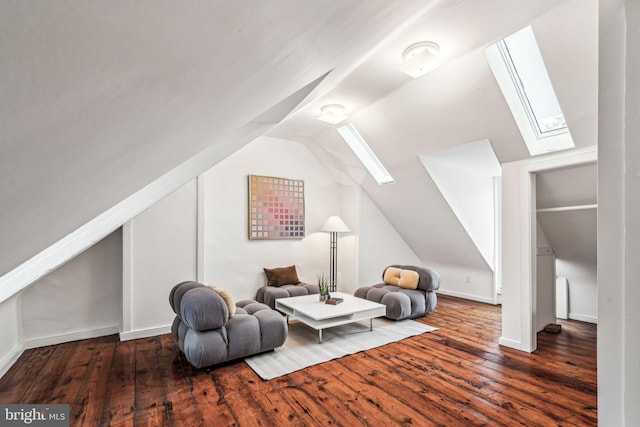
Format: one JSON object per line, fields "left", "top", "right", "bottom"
{"left": 275, "top": 292, "right": 386, "bottom": 343}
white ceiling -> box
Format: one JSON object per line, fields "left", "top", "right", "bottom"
{"left": 0, "top": 0, "right": 599, "bottom": 280}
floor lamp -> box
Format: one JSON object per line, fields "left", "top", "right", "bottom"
{"left": 320, "top": 216, "right": 350, "bottom": 292}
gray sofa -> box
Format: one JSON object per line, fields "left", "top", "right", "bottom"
{"left": 255, "top": 265, "right": 319, "bottom": 309}
{"left": 256, "top": 282, "right": 318, "bottom": 309}
{"left": 354, "top": 264, "right": 440, "bottom": 320}
{"left": 169, "top": 281, "right": 287, "bottom": 368}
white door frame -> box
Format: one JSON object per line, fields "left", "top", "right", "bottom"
{"left": 500, "top": 146, "right": 597, "bottom": 352}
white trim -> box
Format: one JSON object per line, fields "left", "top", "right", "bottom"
{"left": 122, "top": 221, "right": 133, "bottom": 333}
{"left": 521, "top": 171, "right": 536, "bottom": 353}
{"left": 502, "top": 146, "right": 597, "bottom": 354}
{"left": 0, "top": 148, "right": 218, "bottom": 304}
{"left": 498, "top": 337, "right": 522, "bottom": 350}
{"left": 0, "top": 343, "right": 25, "bottom": 379}
{"left": 119, "top": 325, "right": 171, "bottom": 342}
{"left": 568, "top": 313, "right": 598, "bottom": 324}
{"left": 493, "top": 176, "right": 502, "bottom": 304}
{"left": 24, "top": 325, "right": 121, "bottom": 350}
{"left": 436, "top": 289, "right": 495, "bottom": 305}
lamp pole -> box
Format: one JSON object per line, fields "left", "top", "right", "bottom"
{"left": 319, "top": 216, "right": 350, "bottom": 293}
{"left": 328, "top": 231, "right": 338, "bottom": 292}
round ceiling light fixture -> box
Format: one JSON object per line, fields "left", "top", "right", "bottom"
{"left": 399, "top": 41, "right": 442, "bottom": 79}
{"left": 317, "top": 104, "right": 350, "bottom": 125}
{"left": 402, "top": 41, "right": 440, "bottom": 61}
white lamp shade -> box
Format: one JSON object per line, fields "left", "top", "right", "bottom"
{"left": 320, "top": 216, "right": 350, "bottom": 233}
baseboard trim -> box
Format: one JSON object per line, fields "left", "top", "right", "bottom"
{"left": 120, "top": 325, "right": 171, "bottom": 341}
{"left": 24, "top": 325, "right": 121, "bottom": 350}
{"left": 437, "top": 289, "right": 495, "bottom": 305}
{"left": 498, "top": 337, "right": 522, "bottom": 350}
{"left": 0, "top": 342, "right": 25, "bottom": 379}
{"left": 568, "top": 313, "right": 598, "bottom": 324}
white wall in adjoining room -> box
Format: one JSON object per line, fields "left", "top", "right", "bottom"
{"left": 201, "top": 136, "right": 355, "bottom": 301}
{"left": 122, "top": 179, "right": 198, "bottom": 340}
{"left": 556, "top": 259, "right": 597, "bottom": 323}
{"left": 21, "top": 229, "right": 123, "bottom": 348}
{"left": 0, "top": 293, "right": 22, "bottom": 378}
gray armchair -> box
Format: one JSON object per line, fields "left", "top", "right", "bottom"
{"left": 169, "top": 281, "right": 287, "bottom": 368}
{"left": 354, "top": 265, "right": 440, "bottom": 320}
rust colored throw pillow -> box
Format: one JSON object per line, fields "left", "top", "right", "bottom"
{"left": 264, "top": 265, "right": 301, "bottom": 287}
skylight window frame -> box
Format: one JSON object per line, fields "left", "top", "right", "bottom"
{"left": 484, "top": 26, "right": 575, "bottom": 157}
{"left": 337, "top": 123, "right": 394, "bottom": 185}
{"left": 496, "top": 39, "right": 567, "bottom": 140}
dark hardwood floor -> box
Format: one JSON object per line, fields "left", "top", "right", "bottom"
{"left": 0, "top": 295, "right": 597, "bottom": 426}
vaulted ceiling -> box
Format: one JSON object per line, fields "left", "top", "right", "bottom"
{"left": 0, "top": 0, "right": 598, "bottom": 290}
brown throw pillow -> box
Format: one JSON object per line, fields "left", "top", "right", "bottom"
{"left": 264, "top": 265, "right": 301, "bottom": 287}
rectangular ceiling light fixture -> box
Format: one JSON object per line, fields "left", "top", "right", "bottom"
{"left": 337, "top": 123, "right": 394, "bottom": 185}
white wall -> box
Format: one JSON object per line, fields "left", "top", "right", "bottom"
{"left": 358, "top": 188, "right": 421, "bottom": 288}
{"left": 122, "top": 180, "right": 198, "bottom": 340}
{"left": 431, "top": 264, "right": 494, "bottom": 304}
{"left": 0, "top": 293, "right": 22, "bottom": 378}
{"left": 21, "top": 229, "right": 122, "bottom": 347}
{"left": 536, "top": 252, "right": 556, "bottom": 332}
{"left": 599, "top": 0, "right": 640, "bottom": 424}
{"left": 598, "top": 0, "right": 625, "bottom": 423}
{"left": 623, "top": 2, "right": 640, "bottom": 423}
{"left": 201, "top": 136, "right": 355, "bottom": 301}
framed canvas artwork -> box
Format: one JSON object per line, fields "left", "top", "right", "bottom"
{"left": 248, "top": 175, "right": 305, "bottom": 239}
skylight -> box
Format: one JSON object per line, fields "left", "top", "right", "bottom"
{"left": 337, "top": 123, "right": 394, "bottom": 185}
{"left": 485, "top": 26, "right": 575, "bottom": 156}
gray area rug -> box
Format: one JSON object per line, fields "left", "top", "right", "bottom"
{"left": 244, "top": 318, "right": 437, "bottom": 380}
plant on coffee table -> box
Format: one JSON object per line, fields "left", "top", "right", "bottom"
{"left": 317, "top": 273, "right": 330, "bottom": 302}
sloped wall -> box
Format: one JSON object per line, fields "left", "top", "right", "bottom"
{"left": 420, "top": 140, "right": 501, "bottom": 270}
{"left": 358, "top": 189, "right": 421, "bottom": 287}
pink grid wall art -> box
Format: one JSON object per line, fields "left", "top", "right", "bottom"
{"left": 248, "top": 175, "right": 305, "bottom": 240}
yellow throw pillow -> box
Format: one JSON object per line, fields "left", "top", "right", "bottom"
{"left": 208, "top": 285, "right": 236, "bottom": 317}
{"left": 383, "top": 267, "right": 402, "bottom": 285}
{"left": 398, "top": 269, "right": 420, "bottom": 290}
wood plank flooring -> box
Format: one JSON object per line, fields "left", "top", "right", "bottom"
{"left": 0, "top": 295, "right": 597, "bottom": 426}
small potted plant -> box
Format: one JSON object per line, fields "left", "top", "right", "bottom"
{"left": 317, "top": 273, "right": 330, "bottom": 302}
